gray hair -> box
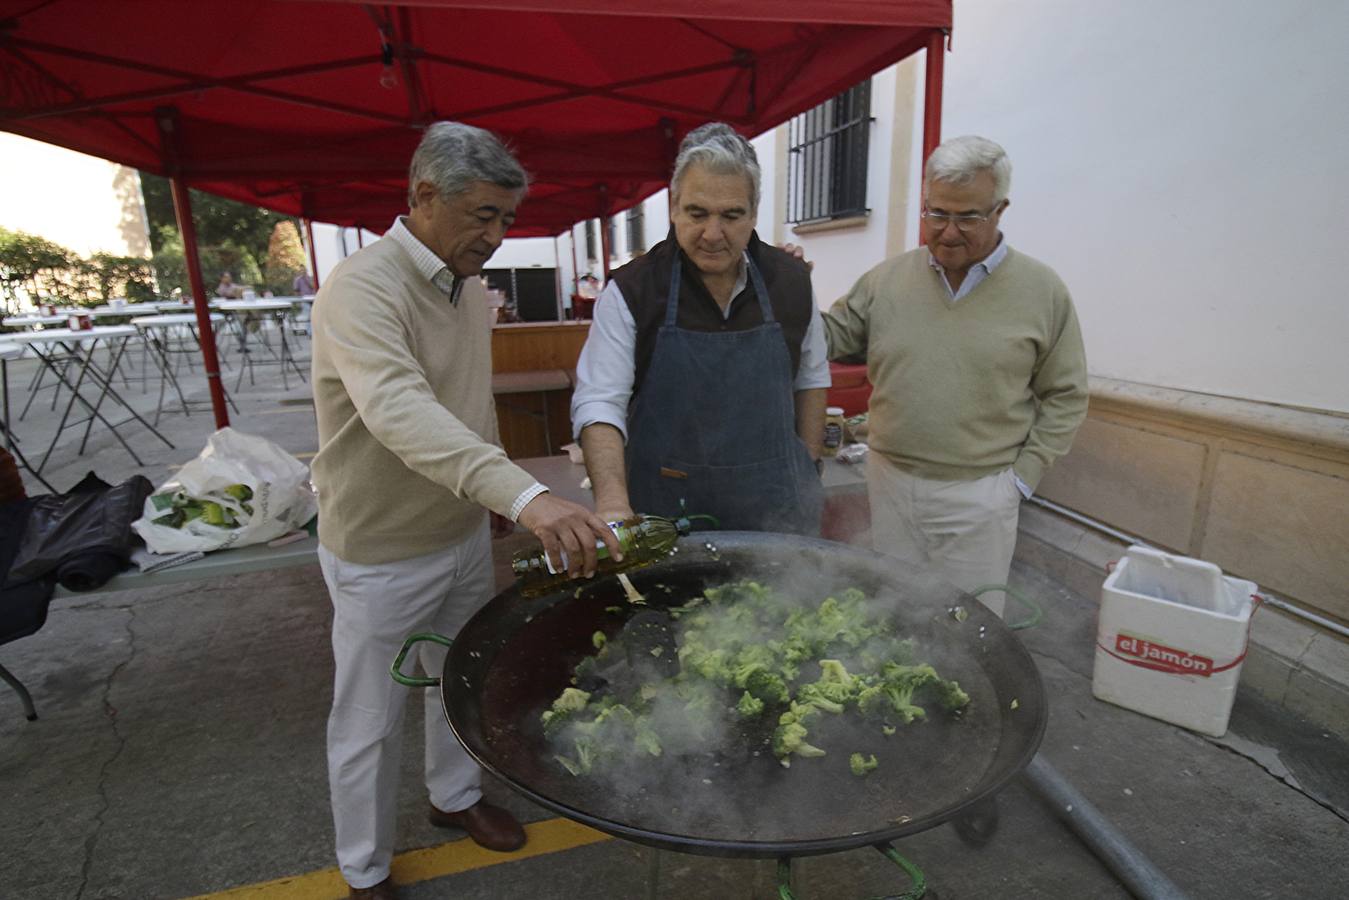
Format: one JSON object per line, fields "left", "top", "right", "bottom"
{"left": 924, "top": 135, "right": 1012, "bottom": 203}
{"left": 407, "top": 121, "right": 528, "bottom": 207}
{"left": 671, "top": 122, "right": 761, "bottom": 209}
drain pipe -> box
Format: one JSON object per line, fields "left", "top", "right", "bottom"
{"left": 1023, "top": 754, "right": 1190, "bottom": 899}
{"left": 1026, "top": 496, "right": 1349, "bottom": 641}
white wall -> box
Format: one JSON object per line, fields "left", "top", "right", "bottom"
{"left": 0, "top": 133, "right": 150, "bottom": 260}
{"left": 937, "top": 0, "right": 1349, "bottom": 413}
{"left": 765, "top": 66, "right": 908, "bottom": 306}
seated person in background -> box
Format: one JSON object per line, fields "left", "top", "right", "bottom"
{"left": 576, "top": 274, "right": 601, "bottom": 299}
{"left": 571, "top": 122, "right": 830, "bottom": 535}
{"left": 215, "top": 272, "right": 244, "bottom": 299}
{"left": 293, "top": 271, "right": 316, "bottom": 296}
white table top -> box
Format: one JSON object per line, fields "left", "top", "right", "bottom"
{"left": 0, "top": 342, "right": 24, "bottom": 360}
{"left": 2, "top": 314, "right": 69, "bottom": 327}
{"left": 132, "top": 313, "right": 225, "bottom": 327}
{"left": 89, "top": 304, "right": 164, "bottom": 316}
{"left": 217, "top": 300, "right": 294, "bottom": 312}
{"left": 2, "top": 325, "right": 139, "bottom": 344}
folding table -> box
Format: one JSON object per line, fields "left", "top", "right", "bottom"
{"left": 2, "top": 326, "right": 174, "bottom": 473}
{"left": 131, "top": 313, "right": 238, "bottom": 424}
{"left": 217, "top": 300, "right": 307, "bottom": 390}
{"left": 0, "top": 341, "right": 54, "bottom": 492}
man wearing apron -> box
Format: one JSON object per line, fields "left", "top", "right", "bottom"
{"left": 571, "top": 123, "right": 829, "bottom": 535}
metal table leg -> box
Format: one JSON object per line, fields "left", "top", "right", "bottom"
{"left": 0, "top": 661, "right": 38, "bottom": 721}
{"left": 1, "top": 356, "right": 55, "bottom": 492}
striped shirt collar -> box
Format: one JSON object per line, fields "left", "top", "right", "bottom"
{"left": 388, "top": 216, "right": 463, "bottom": 304}
{"left": 928, "top": 235, "right": 1008, "bottom": 277}
{"left": 928, "top": 236, "right": 1009, "bottom": 301}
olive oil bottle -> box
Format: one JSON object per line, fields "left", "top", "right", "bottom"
{"left": 511, "top": 514, "right": 701, "bottom": 597}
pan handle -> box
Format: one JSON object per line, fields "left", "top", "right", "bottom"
{"left": 390, "top": 632, "right": 453, "bottom": 688}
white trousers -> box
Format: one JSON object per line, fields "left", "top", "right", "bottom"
{"left": 866, "top": 453, "right": 1022, "bottom": 618}
{"left": 319, "top": 521, "right": 493, "bottom": 889}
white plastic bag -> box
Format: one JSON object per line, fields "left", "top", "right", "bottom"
{"left": 132, "top": 428, "right": 318, "bottom": 553}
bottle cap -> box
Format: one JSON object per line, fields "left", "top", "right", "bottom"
{"left": 826, "top": 406, "right": 845, "bottom": 416}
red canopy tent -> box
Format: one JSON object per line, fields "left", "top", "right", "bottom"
{"left": 1, "top": 0, "right": 951, "bottom": 426}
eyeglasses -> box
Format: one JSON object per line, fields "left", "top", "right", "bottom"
{"left": 921, "top": 205, "right": 1000, "bottom": 233}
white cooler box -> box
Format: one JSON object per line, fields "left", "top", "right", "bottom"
{"left": 1092, "top": 546, "right": 1260, "bottom": 737}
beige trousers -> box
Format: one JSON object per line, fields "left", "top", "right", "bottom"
{"left": 320, "top": 521, "right": 492, "bottom": 889}
{"left": 866, "top": 452, "right": 1022, "bottom": 617}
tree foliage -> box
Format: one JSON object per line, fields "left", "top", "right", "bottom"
{"left": 139, "top": 172, "right": 303, "bottom": 295}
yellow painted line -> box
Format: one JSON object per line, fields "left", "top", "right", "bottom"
{"left": 184, "top": 817, "right": 611, "bottom": 900}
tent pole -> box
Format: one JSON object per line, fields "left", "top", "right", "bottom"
{"left": 569, "top": 224, "right": 581, "bottom": 292}
{"left": 305, "top": 219, "right": 321, "bottom": 289}
{"left": 552, "top": 236, "right": 564, "bottom": 321}
{"left": 920, "top": 29, "right": 947, "bottom": 241}
{"left": 156, "top": 106, "right": 229, "bottom": 429}
{"left": 167, "top": 177, "right": 230, "bottom": 429}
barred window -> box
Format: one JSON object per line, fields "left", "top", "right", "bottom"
{"left": 786, "top": 79, "right": 873, "bottom": 224}
{"left": 585, "top": 219, "right": 598, "bottom": 263}
{"left": 626, "top": 206, "right": 645, "bottom": 254}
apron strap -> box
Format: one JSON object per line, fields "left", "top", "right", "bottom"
{"left": 665, "top": 261, "right": 682, "bottom": 326}
{"left": 665, "top": 254, "right": 776, "bottom": 326}
{"left": 746, "top": 257, "right": 775, "bottom": 323}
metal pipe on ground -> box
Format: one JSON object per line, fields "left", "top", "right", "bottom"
{"left": 1023, "top": 754, "right": 1190, "bottom": 900}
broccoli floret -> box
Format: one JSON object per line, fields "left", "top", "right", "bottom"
{"left": 795, "top": 683, "right": 846, "bottom": 715}
{"left": 541, "top": 687, "right": 592, "bottom": 735}
{"left": 771, "top": 721, "right": 826, "bottom": 763}
{"left": 778, "top": 700, "right": 821, "bottom": 727}
{"left": 736, "top": 691, "right": 765, "bottom": 718}
{"left": 633, "top": 717, "right": 662, "bottom": 756}
{"left": 552, "top": 687, "right": 591, "bottom": 712}
{"left": 744, "top": 668, "right": 789, "bottom": 704}
{"left": 592, "top": 631, "right": 607, "bottom": 650}
{"left": 730, "top": 644, "right": 779, "bottom": 687}
{"left": 849, "top": 752, "right": 879, "bottom": 776}
{"left": 936, "top": 678, "right": 971, "bottom": 711}
{"left": 857, "top": 682, "right": 925, "bottom": 724}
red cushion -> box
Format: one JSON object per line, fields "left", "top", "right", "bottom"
{"left": 826, "top": 363, "right": 872, "bottom": 417}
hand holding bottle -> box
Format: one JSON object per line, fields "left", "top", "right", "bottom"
{"left": 516, "top": 493, "right": 622, "bottom": 578}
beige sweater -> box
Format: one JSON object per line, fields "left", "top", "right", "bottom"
{"left": 310, "top": 237, "right": 537, "bottom": 564}
{"left": 823, "top": 247, "right": 1088, "bottom": 490}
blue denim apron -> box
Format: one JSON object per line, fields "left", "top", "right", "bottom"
{"left": 624, "top": 257, "right": 823, "bottom": 535}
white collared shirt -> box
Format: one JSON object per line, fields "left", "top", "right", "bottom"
{"left": 387, "top": 216, "right": 464, "bottom": 304}
{"left": 571, "top": 252, "right": 832, "bottom": 442}
{"left": 928, "top": 237, "right": 1009, "bottom": 302}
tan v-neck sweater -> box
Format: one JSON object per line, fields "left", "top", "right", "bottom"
{"left": 822, "top": 246, "right": 1088, "bottom": 490}
{"left": 310, "top": 237, "right": 536, "bottom": 563}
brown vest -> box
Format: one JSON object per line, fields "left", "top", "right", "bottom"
{"left": 610, "top": 230, "right": 815, "bottom": 397}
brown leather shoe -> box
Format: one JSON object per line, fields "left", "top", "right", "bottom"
{"left": 348, "top": 876, "right": 398, "bottom": 899}
{"left": 428, "top": 800, "right": 527, "bottom": 852}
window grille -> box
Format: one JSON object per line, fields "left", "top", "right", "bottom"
{"left": 786, "top": 79, "right": 873, "bottom": 224}
{"left": 626, "top": 206, "right": 645, "bottom": 254}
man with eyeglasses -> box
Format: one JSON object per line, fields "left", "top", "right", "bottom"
{"left": 821, "top": 135, "right": 1088, "bottom": 617}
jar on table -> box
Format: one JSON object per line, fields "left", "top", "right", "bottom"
{"left": 822, "top": 406, "right": 846, "bottom": 457}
